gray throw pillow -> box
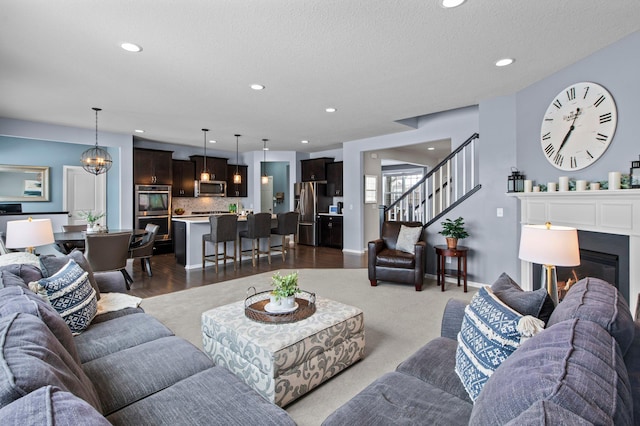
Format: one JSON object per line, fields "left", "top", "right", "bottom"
{"left": 490, "top": 272, "right": 555, "bottom": 324}
{"left": 395, "top": 225, "right": 422, "bottom": 254}
{"left": 40, "top": 250, "right": 100, "bottom": 300}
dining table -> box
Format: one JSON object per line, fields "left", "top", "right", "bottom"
{"left": 54, "top": 229, "right": 147, "bottom": 254}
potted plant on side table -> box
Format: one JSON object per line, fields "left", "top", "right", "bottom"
{"left": 270, "top": 271, "right": 300, "bottom": 309}
{"left": 439, "top": 216, "right": 469, "bottom": 249}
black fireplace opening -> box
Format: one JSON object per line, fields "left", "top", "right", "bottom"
{"left": 532, "top": 230, "right": 629, "bottom": 304}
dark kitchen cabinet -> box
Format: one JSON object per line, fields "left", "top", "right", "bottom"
{"left": 301, "top": 158, "right": 334, "bottom": 182}
{"left": 189, "top": 155, "right": 228, "bottom": 182}
{"left": 172, "top": 160, "right": 195, "bottom": 197}
{"left": 172, "top": 220, "right": 187, "bottom": 265}
{"left": 326, "top": 161, "right": 343, "bottom": 196}
{"left": 226, "top": 164, "right": 248, "bottom": 197}
{"left": 133, "top": 148, "right": 173, "bottom": 185}
{"left": 319, "top": 214, "right": 343, "bottom": 249}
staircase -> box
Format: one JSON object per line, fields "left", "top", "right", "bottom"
{"left": 380, "top": 133, "right": 480, "bottom": 227}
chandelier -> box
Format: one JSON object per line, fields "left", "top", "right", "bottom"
{"left": 81, "top": 107, "right": 112, "bottom": 175}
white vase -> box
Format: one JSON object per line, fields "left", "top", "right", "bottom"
{"left": 86, "top": 224, "right": 98, "bottom": 233}
{"left": 281, "top": 296, "right": 296, "bottom": 309}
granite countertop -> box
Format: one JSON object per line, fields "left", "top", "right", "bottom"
{"left": 317, "top": 213, "right": 343, "bottom": 217}
{"left": 0, "top": 211, "right": 69, "bottom": 215}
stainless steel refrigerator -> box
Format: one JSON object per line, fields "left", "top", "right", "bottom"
{"left": 295, "top": 182, "right": 331, "bottom": 246}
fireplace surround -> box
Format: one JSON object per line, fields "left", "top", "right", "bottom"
{"left": 512, "top": 189, "right": 640, "bottom": 315}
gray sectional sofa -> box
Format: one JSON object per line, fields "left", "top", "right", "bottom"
{"left": 324, "top": 276, "right": 640, "bottom": 425}
{"left": 0, "top": 252, "right": 295, "bottom": 425}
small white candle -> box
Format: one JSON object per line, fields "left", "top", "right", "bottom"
{"left": 590, "top": 182, "right": 600, "bottom": 190}
{"left": 608, "top": 172, "right": 621, "bottom": 190}
{"left": 575, "top": 180, "right": 587, "bottom": 191}
{"left": 533, "top": 186, "right": 540, "bottom": 192}
{"left": 559, "top": 176, "right": 569, "bottom": 192}
{"left": 547, "top": 182, "right": 557, "bottom": 192}
{"left": 524, "top": 180, "right": 533, "bottom": 192}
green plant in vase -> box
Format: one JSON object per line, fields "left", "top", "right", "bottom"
{"left": 78, "top": 210, "right": 105, "bottom": 232}
{"left": 271, "top": 271, "right": 299, "bottom": 308}
{"left": 439, "top": 217, "right": 469, "bottom": 249}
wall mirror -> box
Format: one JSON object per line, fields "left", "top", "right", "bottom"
{"left": 0, "top": 165, "right": 50, "bottom": 202}
{"left": 364, "top": 174, "right": 378, "bottom": 204}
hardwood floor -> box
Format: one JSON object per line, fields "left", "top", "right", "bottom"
{"left": 126, "top": 244, "right": 367, "bottom": 298}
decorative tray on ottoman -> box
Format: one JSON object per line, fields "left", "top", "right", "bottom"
{"left": 244, "top": 287, "right": 316, "bottom": 324}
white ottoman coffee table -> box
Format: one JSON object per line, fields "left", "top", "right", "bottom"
{"left": 201, "top": 296, "right": 365, "bottom": 407}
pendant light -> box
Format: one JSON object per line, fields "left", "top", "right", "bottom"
{"left": 261, "top": 139, "right": 269, "bottom": 185}
{"left": 233, "top": 134, "right": 242, "bottom": 184}
{"left": 81, "top": 107, "right": 113, "bottom": 175}
{"left": 200, "top": 128, "right": 210, "bottom": 182}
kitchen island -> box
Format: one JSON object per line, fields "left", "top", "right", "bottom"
{"left": 172, "top": 215, "right": 279, "bottom": 269}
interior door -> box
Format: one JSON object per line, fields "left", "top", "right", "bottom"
{"left": 260, "top": 176, "right": 273, "bottom": 213}
{"left": 63, "top": 166, "right": 107, "bottom": 227}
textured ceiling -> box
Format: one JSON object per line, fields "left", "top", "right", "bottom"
{"left": 1, "top": 1, "right": 639, "bottom": 153}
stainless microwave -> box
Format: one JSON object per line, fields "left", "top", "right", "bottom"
{"left": 194, "top": 180, "right": 227, "bottom": 197}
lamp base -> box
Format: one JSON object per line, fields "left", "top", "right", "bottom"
{"left": 542, "top": 264, "right": 559, "bottom": 305}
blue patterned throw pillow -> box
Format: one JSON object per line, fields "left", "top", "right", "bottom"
{"left": 31, "top": 259, "right": 97, "bottom": 335}
{"left": 455, "top": 286, "right": 544, "bottom": 401}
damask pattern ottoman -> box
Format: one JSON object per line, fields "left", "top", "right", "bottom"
{"left": 201, "top": 296, "right": 365, "bottom": 407}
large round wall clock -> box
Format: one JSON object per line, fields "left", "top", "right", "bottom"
{"left": 540, "top": 81, "right": 617, "bottom": 171}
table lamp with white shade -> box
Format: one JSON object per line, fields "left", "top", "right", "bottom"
{"left": 5, "top": 217, "right": 55, "bottom": 254}
{"left": 518, "top": 222, "right": 580, "bottom": 305}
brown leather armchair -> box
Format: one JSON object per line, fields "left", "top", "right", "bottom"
{"left": 368, "top": 221, "right": 426, "bottom": 291}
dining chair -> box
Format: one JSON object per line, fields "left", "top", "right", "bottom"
{"left": 270, "top": 211, "right": 299, "bottom": 261}
{"left": 129, "top": 223, "right": 160, "bottom": 277}
{"left": 85, "top": 232, "right": 133, "bottom": 290}
{"left": 202, "top": 214, "right": 238, "bottom": 272}
{"left": 60, "top": 224, "right": 88, "bottom": 253}
{"left": 239, "top": 213, "right": 272, "bottom": 267}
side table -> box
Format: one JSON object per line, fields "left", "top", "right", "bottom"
{"left": 434, "top": 245, "right": 468, "bottom": 292}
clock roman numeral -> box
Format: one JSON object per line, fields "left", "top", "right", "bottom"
{"left": 596, "top": 133, "right": 608, "bottom": 142}
{"left": 553, "top": 99, "right": 562, "bottom": 109}
{"left": 542, "top": 132, "right": 551, "bottom": 141}
{"left": 599, "top": 112, "right": 612, "bottom": 124}
{"left": 544, "top": 143, "right": 555, "bottom": 157}
{"left": 566, "top": 87, "right": 576, "bottom": 101}
{"left": 586, "top": 150, "right": 594, "bottom": 159}
{"left": 594, "top": 95, "right": 606, "bottom": 107}
{"left": 583, "top": 86, "right": 590, "bottom": 99}
{"left": 554, "top": 153, "right": 564, "bottom": 167}
{"left": 570, "top": 156, "right": 578, "bottom": 169}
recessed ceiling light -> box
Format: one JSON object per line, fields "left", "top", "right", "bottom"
{"left": 250, "top": 84, "right": 265, "bottom": 90}
{"left": 263, "top": 147, "right": 269, "bottom": 151}
{"left": 209, "top": 140, "right": 216, "bottom": 144}
{"left": 439, "top": 0, "right": 466, "bottom": 8}
{"left": 301, "top": 140, "right": 309, "bottom": 144}
{"left": 427, "top": 147, "right": 435, "bottom": 151}
{"left": 325, "top": 107, "right": 337, "bottom": 113}
{"left": 495, "top": 58, "right": 515, "bottom": 67}
{"left": 134, "top": 129, "right": 145, "bottom": 133}
{"left": 121, "top": 42, "right": 143, "bottom": 52}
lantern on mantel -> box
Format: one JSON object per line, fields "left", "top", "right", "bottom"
{"left": 631, "top": 156, "right": 640, "bottom": 188}
{"left": 507, "top": 167, "right": 525, "bottom": 193}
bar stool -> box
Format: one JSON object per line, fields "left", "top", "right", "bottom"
{"left": 270, "top": 211, "right": 299, "bottom": 261}
{"left": 239, "top": 212, "right": 272, "bottom": 267}
{"left": 202, "top": 214, "right": 238, "bottom": 272}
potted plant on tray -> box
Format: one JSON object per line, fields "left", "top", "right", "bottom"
{"left": 79, "top": 210, "right": 105, "bottom": 233}
{"left": 439, "top": 216, "right": 469, "bottom": 249}
{"left": 271, "top": 271, "right": 299, "bottom": 309}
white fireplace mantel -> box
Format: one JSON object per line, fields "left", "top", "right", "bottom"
{"left": 509, "top": 189, "right": 640, "bottom": 315}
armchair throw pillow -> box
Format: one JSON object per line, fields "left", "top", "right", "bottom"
{"left": 30, "top": 259, "right": 97, "bottom": 335}
{"left": 395, "top": 225, "right": 422, "bottom": 254}
{"left": 490, "top": 272, "right": 555, "bottom": 324}
{"left": 455, "top": 286, "right": 544, "bottom": 401}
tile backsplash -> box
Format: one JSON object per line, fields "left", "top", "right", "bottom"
{"left": 172, "top": 197, "right": 247, "bottom": 214}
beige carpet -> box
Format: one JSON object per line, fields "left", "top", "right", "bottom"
{"left": 141, "top": 269, "right": 475, "bottom": 426}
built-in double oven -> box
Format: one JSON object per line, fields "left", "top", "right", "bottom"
{"left": 134, "top": 184, "right": 172, "bottom": 241}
